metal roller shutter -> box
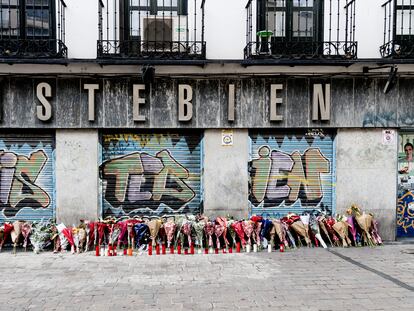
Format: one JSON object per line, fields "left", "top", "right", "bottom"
{"left": 249, "top": 130, "right": 335, "bottom": 218}
{"left": 0, "top": 132, "right": 55, "bottom": 223}
{"left": 100, "top": 131, "right": 203, "bottom": 218}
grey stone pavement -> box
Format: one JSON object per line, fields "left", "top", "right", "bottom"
{"left": 1, "top": 244, "right": 414, "bottom": 311}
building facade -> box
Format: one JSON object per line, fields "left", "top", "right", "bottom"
{"left": 0, "top": 0, "right": 413, "bottom": 241}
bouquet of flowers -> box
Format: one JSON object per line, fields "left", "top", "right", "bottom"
{"left": 260, "top": 219, "right": 273, "bottom": 248}
{"left": 320, "top": 215, "right": 340, "bottom": 247}
{"left": 309, "top": 214, "right": 327, "bottom": 248}
{"left": 11, "top": 221, "right": 23, "bottom": 254}
{"left": 227, "top": 219, "right": 237, "bottom": 247}
{"left": 204, "top": 221, "right": 215, "bottom": 249}
{"left": 250, "top": 216, "right": 263, "bottom": 248}
{"left": 133, "top": 223, "right": 149, "bottom": 249}
{"left": 332, "top": 215, "right": 352, "bottom": 247}
{"left": 164, "top": 219, "right": 176, "bottom": 248}
{"left": 0, "top": 222, "right": 14, "bottom": 251}
{"left": 232, "top": 221, "right": 246, "bottom": 246}
{"left": 345, "top": 213, "right": 357, "bottom": 246}
{"left": 242, "top": 220, "right": 254, "bottom": 247}
{"left": 21, "top": 222, "right": 32, "bottom": 251}
{"left": 181, "top": 220, "right": 193, "bottom": 248}
{"left": 214, "top": 222, "right": 225, "bottom": 250}
{"left": 350, "top": 204, "right": 375, "bottom": 246}
{"left": 148, "top": 219, "right": 162, "bottom": 247}
{"left": 192, "top": 220, "right": 205, "bottom": 250}
{"left": 270, "top": 219, "right": 288, "bottom": 247}
{"left": 30, "top": 221, "right": 54, "bottom": 254}
{"left": 284, "top": 214, "right": 311, "bottom": 246}
{"left": 216, "top": 217, "right": 229, "bottom": 249}
{"left": 371, "top": 219, "right": 383, "bottom": 245}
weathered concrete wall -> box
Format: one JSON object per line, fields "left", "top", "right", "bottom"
{"left": 203, "top": 129, "right": 249, "bottom": 219}
{"left": 336, "top": 129, "right": 398, "bottom": 241}
{"left": 0, "top": 77, "right": 412, "bottom": 129}
{"left": 55, "top": 130, "right": 99, "bottom": 225}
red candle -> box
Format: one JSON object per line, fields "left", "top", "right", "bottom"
{"left": 228, "top": 247, "right": 233, "bottom": 253}
{"left": 204, "top": 248, "right": 208, "bottom": 254}
{"left": 112, "top": 246, "right": 117, "bottom": 256}
{"left": 95, "top": 245, "right": 100, "bottom": 256}
{"left": 222, "top": 248, "right": 226, "bottom": 254}
{"left": 190, "top": 243, "right": 194, "bottom": 255}
{"left": 279, "top": 244, "right": 285, "bottom": 252}
{"left": 148, "top": 244, "right": 153, "bottom": 256}
{"left": 162, "top": 244, "right": 166, "bottom": 255}
{"left": 156, "top": 244, "right": 160, "bottom": 255}
{"left": 127, "top": 248, "right": 133, "bottom": 256}
{"left": 184, "top": 248, "right": 188, "bottom": 255}
{"left": 177, "top": 244, "right": 181, "bottom": 254}
{"left": 108, "top": 245, "right": 113, "bottom": 256}
{"left": 215, "top": 248, "right": 218, "bottom": 254}
{"left": 170, "top": 245, "right": 174, "bottom": 254}
{"left": 236, "top": 242, "right": 241, "bottom": 253}
{"left": 123, "top": 248, "right": 127, "bottom": 255}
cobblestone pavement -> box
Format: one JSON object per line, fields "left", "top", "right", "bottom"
{"left": 0, "top": 245, "right": 414, "bottom": 311}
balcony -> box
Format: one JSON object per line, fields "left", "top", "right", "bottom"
{"left": 380, "top": 0, "right": 414, "bottom": 58}
{"left": 0, "top": 0, "right": 67, "bottom": 58}
{"left": 244, "top": 0, "right": 357, "bottom": 60}
{"left": 97, "top": 0, "right": 206, "bottom": 60}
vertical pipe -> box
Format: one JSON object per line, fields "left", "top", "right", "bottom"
{"left": 409, "top": 0, "right": 412, "bottom": 37}
{"left": 201, "top": 0, "right": 205, "bottom": 56}
{"left": 336, "top": 0, "right": 339, "bottom": 42}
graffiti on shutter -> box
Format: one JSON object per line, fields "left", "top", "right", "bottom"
{"left": 0, "top": 136, "right": 55, "bottom": 222}
{"left": 249, "top": 131, "right": 334, "bottom": 218}
{"left": 100, "top": 132, "right": 202, "bottom": 217}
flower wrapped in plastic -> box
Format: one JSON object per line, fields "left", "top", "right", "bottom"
{"left": 214, "top": 222, "right": 225, "bottom": 249}
{"left": 284, "top": 214, "right": 311, "bottom": 246}
{"left": 350, "top": 204, "right": 375, "bottom": 246}
{"left": 30, "top": 221, "right": 54, "bottom": 254}
{"left": 148, "top": 219, "right": 162, "bottom": 247}
{"left": 371, "top": 219, "right": 383, "bottom": 245}
{"left": 270, "top": 219, "right": 288, "bottom": 247}
{"left": 204, "top": 221, "right": 215, "bottom": 248}
{"left": 345, "top": 212, "right": 357, "bottom": 246}
{"left": 0, "top": 222, "right": 14, "bottom": 251}
{"left": 11, "top": 221, "right": 23, "bottom": 254}
{"left": 250, "top": 216, "right": 263, "bottom": 247}
{"left": 192, "top": 220, "right": 205, "bottom": 250}
{"left": 333, "top": 215, "right": 352, "bottom": 247}
{"left": 181, "top": 220, "right": 193, "bottom": 248}
{"left": 174, "top": 215, "right": 187, "bottom": 247}
{"left": 117, "top": 221, "right": 129, "bottom": 251}
{"left": 164, "top": 219, "right": 176, "bottom": 248}
{"left": 227, "top": 219, "right": 237, "bottom": 247}
{"left": 309, "top": 214, "right": 327, "bottom": 248}
{"left": 133, "top": 223, "right": 149, "bottom": 249}
{"left": 21, "top": 222, "right": 32, "bottom": 251}
{"left": 260, "top": 219, "right": 273, "bottom": 247}
{"left": 320, "top": 215, "right": 340, "bottom": 247}
{"left": 58, "top": 224, "right": 75, "bottom": 253}
{"left": 242, "top": 220, "right": 254, "bottom": 246}
{"left": 216, "top": 217, "right": 229, "bottom": 249}
{"left": 232, "top": 221, "right": 246, "bottom": 246}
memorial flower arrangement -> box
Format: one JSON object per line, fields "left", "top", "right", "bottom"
{"left": 0, "top": 204, "right": 383, "bottom": 255}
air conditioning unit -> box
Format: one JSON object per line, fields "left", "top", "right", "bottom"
{"left": 141, "top": 16, "right": 188, "bottom": 52}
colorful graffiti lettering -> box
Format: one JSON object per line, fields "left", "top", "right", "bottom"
{"left": 100, "top": 149, "right": 195, "bottom": 211}
{"left": 397, "top": 191, "right": 414, "bottom": 237}
{"left": 250, "top": 146, "right": 330, "bottom": 207}
{"left": 0, "top": 150, "right": 50, "bottom": 217}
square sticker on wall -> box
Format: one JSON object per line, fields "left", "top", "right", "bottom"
{"left": 222, "top": 130, "right": 233, "bottom": 146}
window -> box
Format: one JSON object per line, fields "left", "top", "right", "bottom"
{"left": 98, "top": 0, "right": 206, "bottom": 59}
{"left": 0, "top": 0, "right": 67, "bottom": 58}
{"left": 258, "top": 0, "right": 322, "bottom": 55}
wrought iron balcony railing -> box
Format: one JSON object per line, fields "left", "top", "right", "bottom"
{"left": 0, "top": 0, "right": 67, "bottom": 58}
{"left": 244, "top": 0, "right": 357, "bottom": 60}
{"left": 97, "top": 0, "right": 206, "bottom": 60}
{"left": 380, "top": 0, "right": 414, "bottom": 58}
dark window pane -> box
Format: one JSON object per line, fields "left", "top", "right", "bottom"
{"left": 292, "top": 11, "right": 313, "bottom": 37}
{"left": 25, "top": 8, "right": 49, "bottom": 36}
{"left": 0, "top": 8, "right": 19, "bottom": 35}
